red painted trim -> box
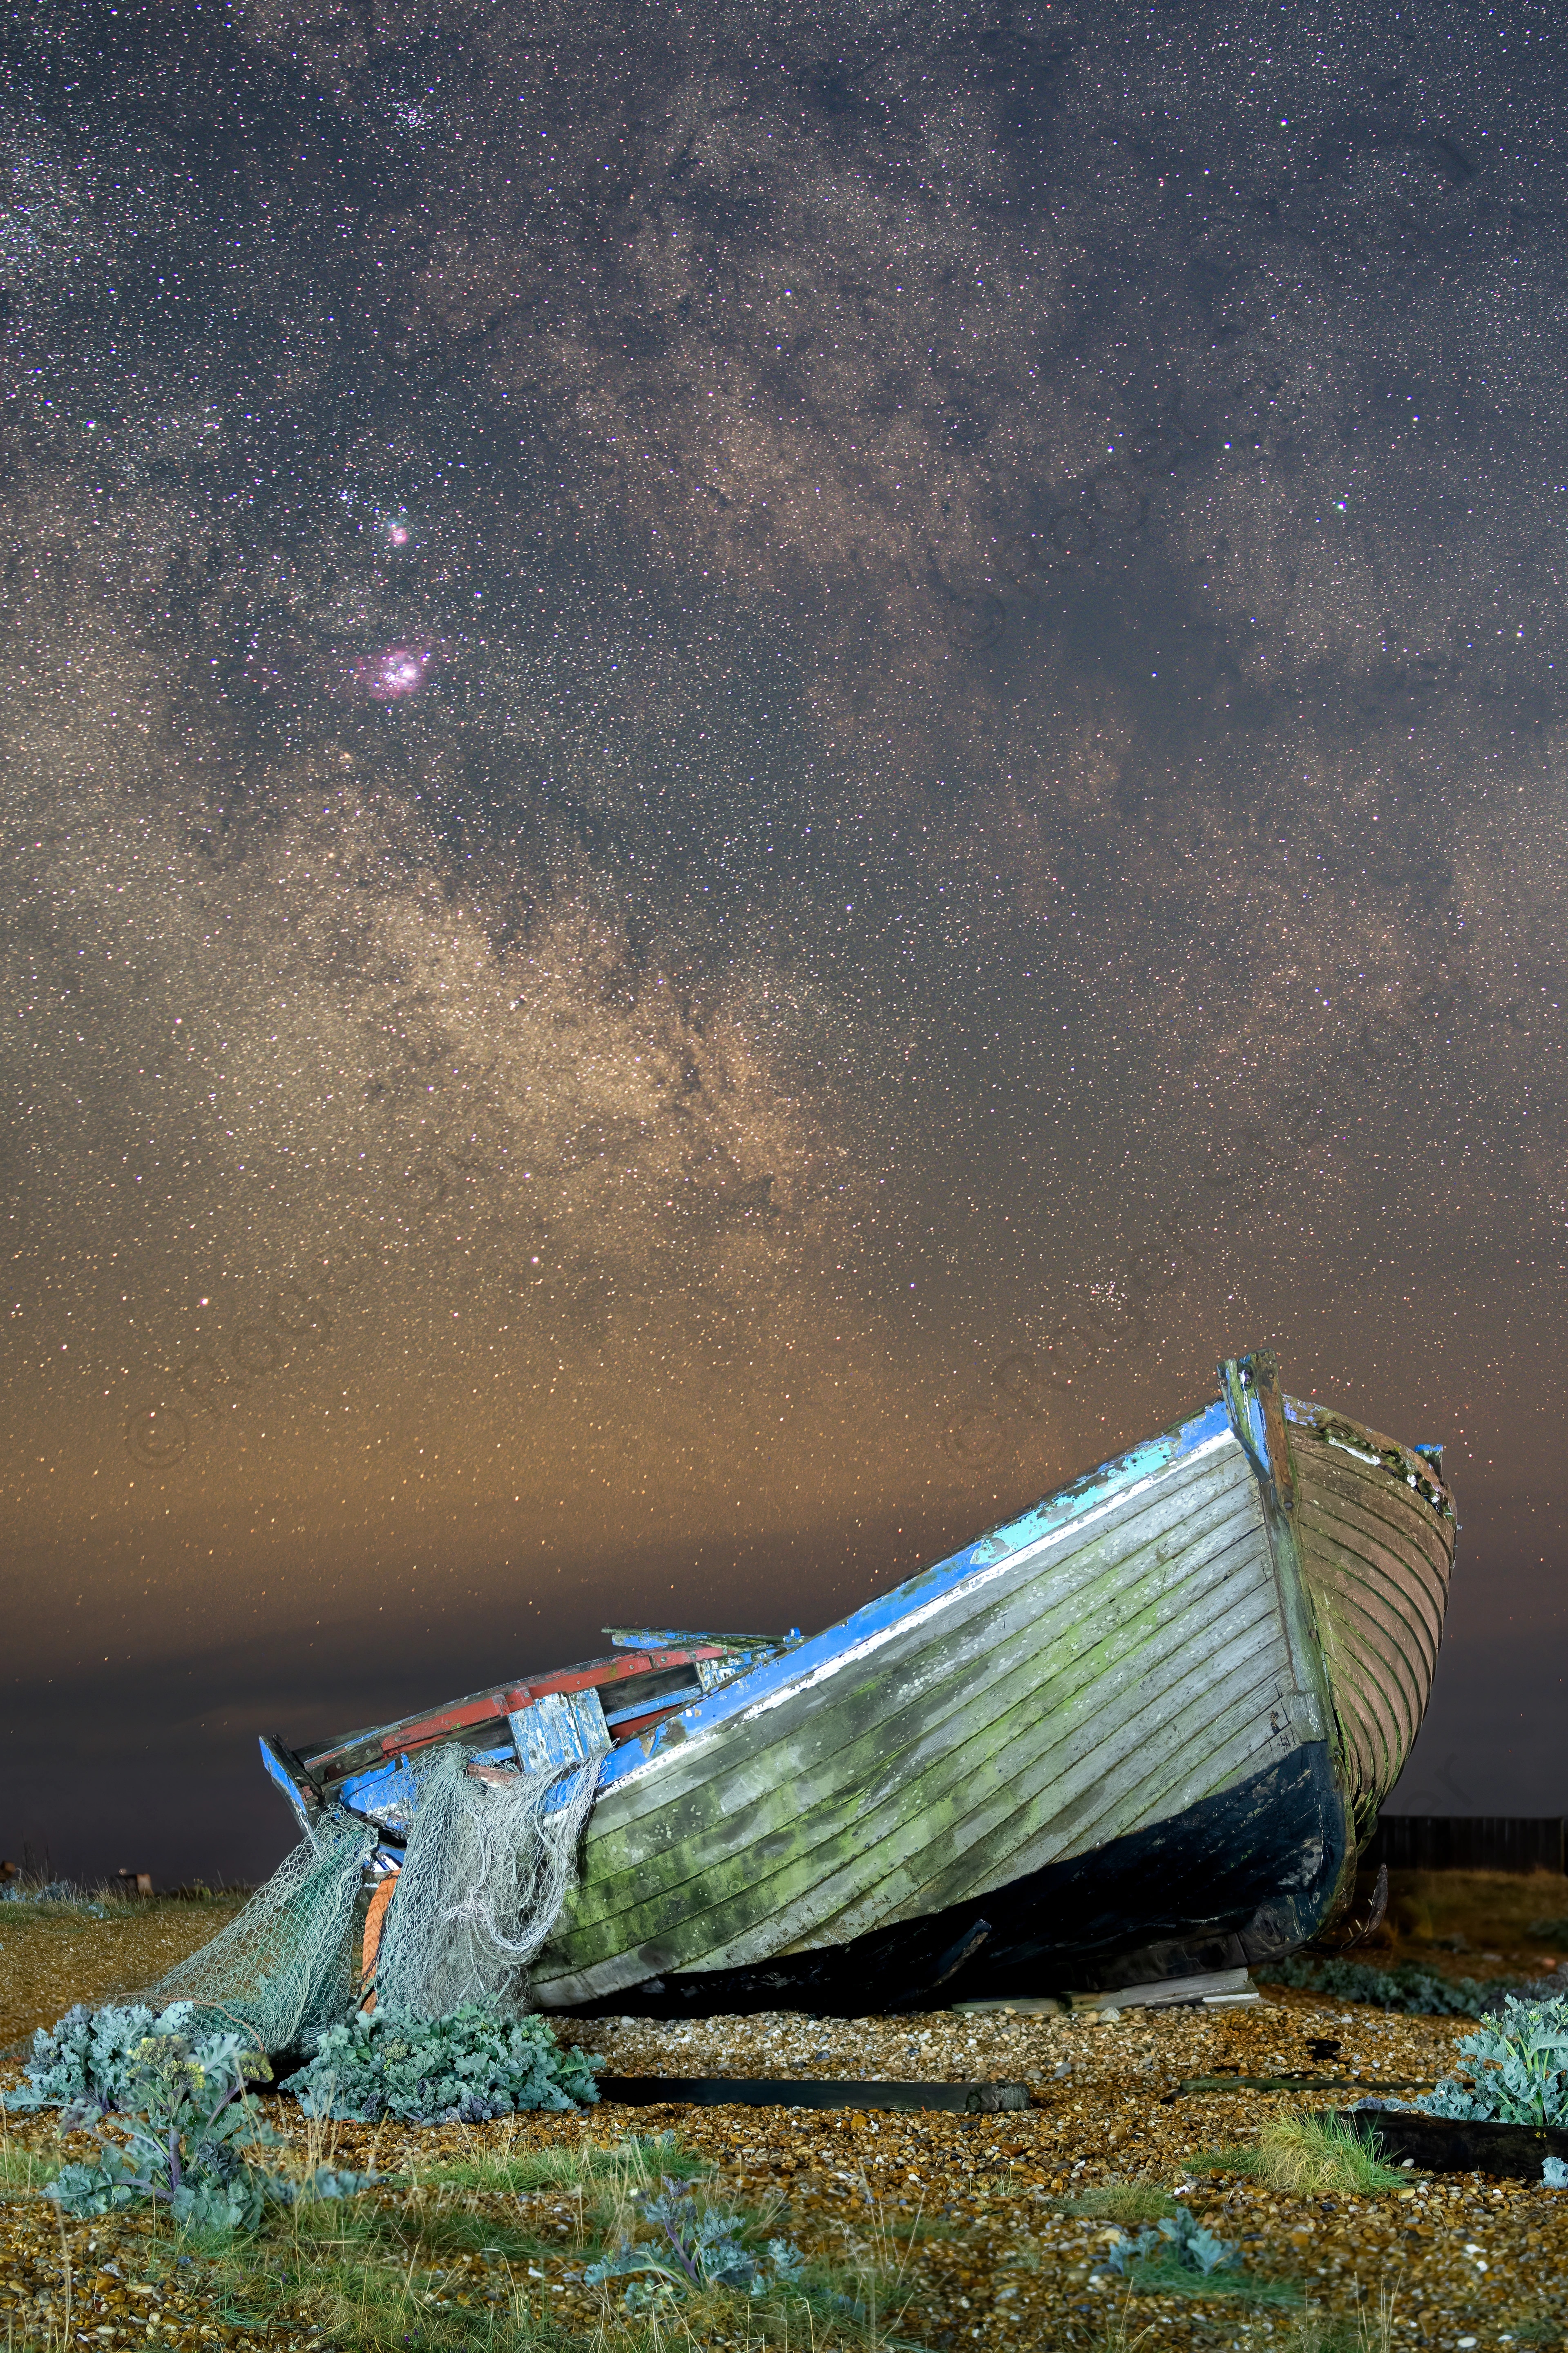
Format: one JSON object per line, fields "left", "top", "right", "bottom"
{"left": 376, "top": 1648, "right": 721, "bottom": 1757}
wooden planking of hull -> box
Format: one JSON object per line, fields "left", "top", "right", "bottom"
{"left": 533, "top": 1433, "right": 1304, "bottom": 2003}
{"left": 1285, "top": 1399, "right": 1456, "bottom": 1836}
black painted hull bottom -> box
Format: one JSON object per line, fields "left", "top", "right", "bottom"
{"left": 556, "top": 1747, "right": 1349, "bottom": 2018}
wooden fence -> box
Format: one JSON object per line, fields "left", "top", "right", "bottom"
{"left": 1363, "top": 1816, "right": 1566, "bottom": 1875}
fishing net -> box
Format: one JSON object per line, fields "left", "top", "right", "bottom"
{"left": 141, "top": 1806, "right": 378, "bottom": 2056}
{"left": 129, "top": 1742, "right": 596, "bottom": 2051}
{"left": 372, "top": 1744, "right": 599, "bottom": 2020}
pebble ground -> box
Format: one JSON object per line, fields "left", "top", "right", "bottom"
{"left": 3, "top": 1910, "right": 1568, "bottom": 2351}
{"left": 0, "top": 1895, "right": 249, "bottom": 2052}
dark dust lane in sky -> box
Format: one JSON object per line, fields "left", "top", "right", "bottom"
{"left": 2, "top": 0, "right": 1564, "bottom": 1883}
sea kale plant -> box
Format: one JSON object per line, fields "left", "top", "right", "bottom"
{"left": 1417, "top": 1994, "right": 1568, "bottom": 2128}
{"left": 7, "top": 2003, "right": 376, "bottom": 2230}
{"left": 281, "top": 2004, "right": 599, "bottom": 2123}
{"left": 1263, "top": 1955, "right": 1521, "bottom": 2018}
{"left": 584, "top": 2176, "right": 807, "bottom": 2313}
{"left": 47, "top": 2025, "right": 373, "bottom": 2231}
{"left": 0, "top": 2000, "right": 206, "bottom": 2115}
{"left": 1108, "top": 2203, "right": 1241, "bottom": 2283}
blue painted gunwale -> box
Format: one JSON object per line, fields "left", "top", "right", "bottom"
{"left": 598, "top": 1390, "right": 1234, "bottom": 1791}
{"left": 326, "top": 1388, "right": 1236, "bottom": 1838}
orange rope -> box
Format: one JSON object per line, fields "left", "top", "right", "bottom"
{"left": 359, "top": 1868, "right": 400, "bottom": 2013}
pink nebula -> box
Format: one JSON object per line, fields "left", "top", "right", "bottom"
{"left": 355, "top": 643, "right": 432, "bottom": 701}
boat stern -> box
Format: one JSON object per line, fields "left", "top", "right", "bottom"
{"left": 1282, "top": 1398, "right": 1457, "bottom": 1839}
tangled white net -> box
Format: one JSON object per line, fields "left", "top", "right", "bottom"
{"left": 373, "top": 1745, "right": 600, "bottom": 2020}
{"left": 132, "top": 1743, "right": 597, "bottom": 2050}
{"left": 143, "top": 1806, "right": 379, "bottom": 2054}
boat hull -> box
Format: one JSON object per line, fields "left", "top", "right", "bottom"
{"left": 531, "top": 1404, "right": 1342, "bottom": 2009}
{"left": 262, "top": 1352, "right": 1455, "bottom": 2020}
{"left": 549, "top": 1741, "right": 1347, "bottom": 2014}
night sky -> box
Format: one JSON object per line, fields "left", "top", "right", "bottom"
{"left": 4, "top": 0, "right": 1563, "bottom": 1889}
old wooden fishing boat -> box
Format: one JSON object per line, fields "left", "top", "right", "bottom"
{"left": 261, "top": 1351, "right": 1456, "bottom": 2014}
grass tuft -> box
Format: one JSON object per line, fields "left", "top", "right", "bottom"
{"left": 424, "top": 2129, "right": 703, "bottom": 2198}
{"left": 1052, "top": 2180, "right": 1179, "bottom": 2224}
{"left": 1117, "top": 2252, "right": 1303, "bottom": 2307}
{"left": 1279, "top": 2278, "right": 1400, "bottom": 2353}
{"left": 1204, "top": 2110, "right": 1410, "bottom": 2198}
{"left": 0, "top": 2137, "right": 61, "bottom": 2196}
{"left": 1093, "top": 2290, "right": 1161, "bottom": 2353}
{"left": 0, "top": 2096, "right": 63, "bottom": 2202}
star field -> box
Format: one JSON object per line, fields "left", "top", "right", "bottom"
{"left": 2, "top": 0, "right": 1564, "bottom": 1879}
